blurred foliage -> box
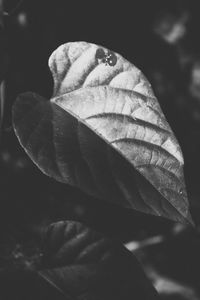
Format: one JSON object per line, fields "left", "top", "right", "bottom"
{"left": 0, "top": 0, "right": 200, "bottom": 299}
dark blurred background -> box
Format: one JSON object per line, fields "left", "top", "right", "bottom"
{"left": 1, "top": 0, "right": 200, "bottom": 299}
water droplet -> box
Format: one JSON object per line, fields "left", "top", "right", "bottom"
{"left": 179, "top": 188, "right": 184, "bottom": 195}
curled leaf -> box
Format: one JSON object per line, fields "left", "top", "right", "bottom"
{"left": 12, "top": 42, "right": 193, "bottom": 224}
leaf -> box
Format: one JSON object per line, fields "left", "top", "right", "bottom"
{"left": 38, "top": 220, "right": 160, "bottom": 300}
{"left": 12, "top": 42, "right": 193, "bottom": 224}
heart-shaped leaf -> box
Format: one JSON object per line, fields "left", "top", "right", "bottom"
{"left": 12, "top": 42, "right": 193, "bottom": 224}
{"left": 39, "top": 220, "right": 160, "bottom": 300}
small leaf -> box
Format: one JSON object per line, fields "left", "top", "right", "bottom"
{"left": 12, "top": 42, "right": 193, "bottom": 224}
{"left": 39, "top": 220, "right": 159, "bottom": 300}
